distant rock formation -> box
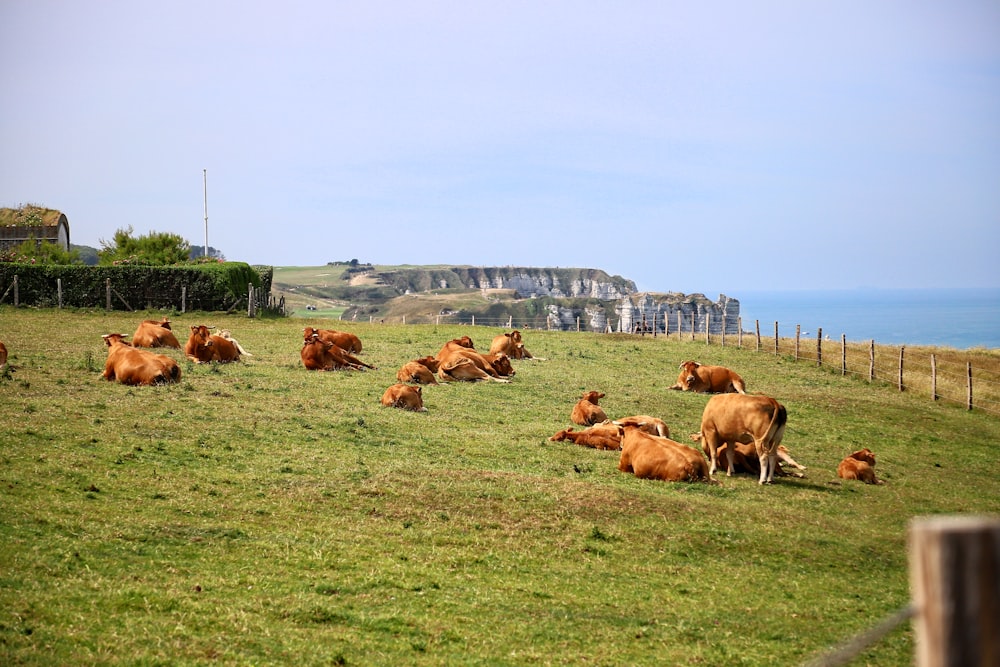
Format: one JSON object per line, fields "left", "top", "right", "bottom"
{"left": 544, "top": 292, "right": 741, "bottom": 334}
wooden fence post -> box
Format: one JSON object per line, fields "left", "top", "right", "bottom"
{"left": 705, "top": 313, "right": 711, "bottom": 345}
{"left": 508, "top": 315, "right": 513, "bottom": 328}
{"left": 908, "top": 515, "right": 1000, "bottom": 667}
{"left": 869, "top": 340, "right": 875, "bottom": 382}
{"left": 720, "top": 314, "right": 725, "bottom": 346}
{"left": 14, "top": 274, "right": 19, "bottom": 307}
{"left": 181, "top": 286, "right": 186, "bottom": 313}
{"left": 795, "top": 324, "right": 801, "bottom": 361}
{"left": 773, "top": 322, "right": 779, "bottom": 356}
{"left": 817, "top": 328, "right": 822, "bottom": 367}
{"left": 106, "top": 279, "right": 112, "bottom": 311}
{"left": 967, "top": 362, "right": 973, "bottom": 411}
{"left": 57, "top": 278, "right": 63, "bottom": 309}
{"left": 898, "top": 346, "right": 905, "bottom": 392}
{"left": 677, "top": 312, "right": 682, "bottom": 340}
{"left": 755, "top": 319, "right": 761, "bottom": 352}
{"left": 737, "top": 316, "right": 742, "bottom": 348}
{"left": 931, "top": 354, "right": 938, "bottom": 401}
{"left": 841, "top": 334, "right": 847, "bottom": 376}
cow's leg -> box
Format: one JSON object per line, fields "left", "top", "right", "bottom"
{"left": 756, "top": 444, "right": 778, "bottom": 484}
{"left": 725, "top": 443, "right": 736, "bottom": 476}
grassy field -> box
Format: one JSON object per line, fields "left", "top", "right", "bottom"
{"left": 1, "top": 307, "right": 998, "bottom": 665}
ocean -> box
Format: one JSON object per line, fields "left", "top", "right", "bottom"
{"left": 732, "top": 288, "right": 1000, "bottom": 350}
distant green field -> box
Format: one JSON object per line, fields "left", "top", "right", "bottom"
{"left": 2, "top": 307, "right": 998, "bottom": 665}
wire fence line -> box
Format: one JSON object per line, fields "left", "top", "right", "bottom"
{"left": 362, "top": 313, "right": 999, "bottom": 417}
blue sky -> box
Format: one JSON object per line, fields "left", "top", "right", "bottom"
{"left": 2, "top": 1, "right": 998, "bottom": 296}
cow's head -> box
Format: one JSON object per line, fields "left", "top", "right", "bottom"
{"left": 102, "top": 333, "right": 130, "bottom": 347}
{"left": 548, "top": 428, "right": 573, "bottom": 442}
{"left": 453, "top": 335, "right": 474, "bottom": 349}
{"left": 489, "top": 353, "right": 514, "bottom": 376}
{"left": 189, "top": 325, "right": 214, "bottom": 347}
{"left": 677, "top": 360, "right": 701, "bottom": 388}
{"left": 416, "top": 356, "right": 441, "bottom": 372}
{"left": 159, "top": 317, "right": 172, "bottom": 329}
{"left": 509, "top": 330, "right": 523, "bottom": 344}
{"left": 581, "top": 390, "right": 605, "bottom": 404}
{"left": 850, "top": 448, "right": 876, "bottom": 465}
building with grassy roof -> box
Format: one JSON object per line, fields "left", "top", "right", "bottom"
{"left": 0, "top": 205, "right": 70, "bottom": 252}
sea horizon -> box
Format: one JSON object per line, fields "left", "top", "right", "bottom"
{"left": 730, "top": 287, "right": 1000, "bottom": 350}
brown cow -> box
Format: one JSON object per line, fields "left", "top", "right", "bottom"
{"left": 102, "top": 333, "right": 181, "bottom": 386}
{"left": 617, "top": 425, "right": 712, "bottom": 483}
{"left": 489, "top": 330, "right": 535, "bottom": 360}
{"left": 571, "top": 391, "right": 607, "bottom": 426}
{"left": 698, "top": 393, "right": 787, "bottom": 484}
{"left": 548, "top": 422, "right": 623, "bottom": 450}
{"left": 436, "top": 340, "right": 509, "bottom": 380}
{"left": 396, "top": 356, "right": 440, "bottom": 384}
{"left": 132, "top": 317, "right": 181, "bottom": 348}
{"left": 695, "top": 439, "right": 806, "bottom": 478}
{"left": 301, "top": 332, "right": 373, "bottom": 371}
{"left": 837, "top": 448, "right": 883, "bottom": 485}
{"left": 438, "top": 356, "right": 509, "bottom": 382}
{"left": 380, "top": 383, "right": 427, "bottom": 411}
{"left": 613, "top": 415, "right": 670, "bottom": 438}
{"left": 185, "top": 325, "right": 241, "bottom": 363}
{"left": 303, "top": 327, "right": 362, "bottom": 354}
{"left": 668, "top": 360, "right": 746, "bottom": 393}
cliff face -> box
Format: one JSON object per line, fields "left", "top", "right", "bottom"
{"left": 348, "top": 265, "right": 739, "bottom": 333}
{"left": 543, "top": 292, "right": 741, "bottom": 334}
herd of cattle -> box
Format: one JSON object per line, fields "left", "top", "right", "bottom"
{"left": 0, "top": 320, "right": 883, "bottom": 487}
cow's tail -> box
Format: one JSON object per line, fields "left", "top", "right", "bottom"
{"left": 761, "top": 399, "right": 787, "bottom": 450}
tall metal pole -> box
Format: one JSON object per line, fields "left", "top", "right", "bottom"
{"left": 203, "top": 168, "right": 209, "bottom": 259}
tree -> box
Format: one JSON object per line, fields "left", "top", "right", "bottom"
{"left": 98, "top": 226, "right": 191, "bottom": 266}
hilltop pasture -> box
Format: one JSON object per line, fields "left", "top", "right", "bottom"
{"left": 1, "top": 307, "right": 998, "bottom": 665}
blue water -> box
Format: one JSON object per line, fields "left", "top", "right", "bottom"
{"left": 734, "top": 288, "right": 1000, "bottom": 350}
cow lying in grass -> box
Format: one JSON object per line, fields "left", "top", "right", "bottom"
{"left": 549, "top": 422, "right": 623, "bottom": 450}
{"left": 669, "top": 360, "right": 746, "bottom": 394}
{"left": 185, "top": 325, "right": 241, "bottom": 363}
{"left": 380, "top": 384, "right": 427, "bottom": 411}
{"left": 301, "top": 332, "right": 373, "bottom": 371}
{"left": 571, "top": 391, "right": 607, "bottom": 426}
{"left": 132, "top": 317, "right": 180, "bottom": 348}
{"left": 691, "top": 437, "right": 806, "bottom": 478}
{"left": 303, "top": 327, "right": 363, "bottom": 354}
{"left": 837, "top": 448, "right": 883, "bottom": 484}
{"left": 102, "top": 333, "right": 181, "bottom": 386}
{"left": 617, "top": 425, "right": 712, "bottom": 483}
{"left": 396, "top": 357, "right": 440, "bottom": 384}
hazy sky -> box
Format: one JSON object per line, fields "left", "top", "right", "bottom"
{"left": 2, "top": 1, "right": 998, "bottom": 296}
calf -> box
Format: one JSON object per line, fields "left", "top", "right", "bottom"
{"left": 617, "top": 425, "right": 711, "bottom": 483}
{"left": 548, "top": 422, "right": 623, "bottom": 451}
{"left": 698, "top": 393, "right": 787, "bottom": 484}
{"left": 837, "top": 448, "right": 883, "bottom": 485}
{"left": 396, "top": 357, "right": 440, "bottom": 384}
{"left": 380, "top": 383, "right": 427, "bottom": 411}
{"left": 571, "top": 391, "right": 607, "bottom": 426}
{"left": 669, "top": 360, "right": 746, "bottom": 393}
{"left": 489, "top": 330, "right": 535, "bottom": 360}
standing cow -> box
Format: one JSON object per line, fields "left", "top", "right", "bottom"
{"left": 669, "top": 361, "right": 746, "bottom": 393}
{"left": 697, "top": 393, "right": 787, "bottom": 484}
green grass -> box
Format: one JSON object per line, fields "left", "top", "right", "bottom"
{"left": 1, "top": 307, "right": 998, "bottom": 665}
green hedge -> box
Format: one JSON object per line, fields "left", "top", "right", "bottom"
{"left": 0, "top": 263, "right": 271, "bottom": 311}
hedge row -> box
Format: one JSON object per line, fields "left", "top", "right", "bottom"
{"left": 0, "top": 263, "right": 272, "bottom": 312}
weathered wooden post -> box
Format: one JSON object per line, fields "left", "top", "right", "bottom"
{"left": 795, "top": 324, "right": 801, "bottom": 360}
{"left": 705, "top": 313, "right": 711, "bottom": 345}
{"left": 869, "top": 340, "right": 875, "bottom": 382}
{"left": 755, "top": 319, "right": 761, "bottom": 352}
{"left": 181, "top": 286, "right": 187, "bottom": 313}
{"left": 737, "top": 316, "right": 742, "bottom": 348}
{"left": 677, "top": 312, "right": 682, "bottom": 340}
{"left": 909, "top": 515, "right": 1000, "bottom": 667}
{"left": 967, "top": 362, "right": 973, "bottom": 411}
{"left": 57, "top": 278, "right": 63, "bottom": 309}
{"left": 898, "top": 346, "right": 905, "bottom": 392}
{"left": 774, "top": 322, "right": 779, "bottom": 356}
{"left": 720, "top": 313, "right": 725, "bottom": 346}
{"left": 106, "top": 278, "right": 112, "bottom": 311}
{"left": 931, "top": 354, "right": 938, "bottom": 401}
{"left": 508, "top": 315, "right": 513, "bottom": 328}
{"left": 817, "top": 327, "right": 822, "bottom": 367}
{"left": 841, "top": 334, "right": 847, "bottom": 376}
